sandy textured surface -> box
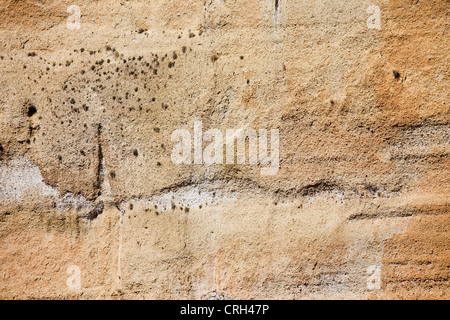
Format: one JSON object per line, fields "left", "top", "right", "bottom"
{"left": 0, "top": 0, "right": 448, "bottom": 299}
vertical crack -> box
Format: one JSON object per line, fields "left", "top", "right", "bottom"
{"left": 118, "top": 205, "right": 124, "bottom": 288}
{"left": 273, "top": 0, "right": 281, "bottom": 43}
{"left": 96, "top": 123, "right": 104, "bottom": 197}
{"left": 84, "top": 123, "right": 105, "bottom": 220}
{"left": 86, "top": 122, "right": 114, "bottom": 220}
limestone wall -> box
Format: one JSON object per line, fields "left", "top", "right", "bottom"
{"left": 0, "top": 0, "right": 448, "bottom": 299}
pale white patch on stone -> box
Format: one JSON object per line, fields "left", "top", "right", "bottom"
{"left": 150, "top": 182, "right": 238, "bottom": 212}
{"left": 56, "top": 193, "right": 95, "bottom": 213}
{"left": 0, "top": 157, "right": 95, "bottom": 214}
{"left": 120, "top": 181, "right": 239, "bottom": 213}
{"left": 0, "top": 157, "right": 58, "bottom": 204}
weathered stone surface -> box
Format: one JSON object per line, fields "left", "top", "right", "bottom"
{"left": 0, "top": 0, "right": 448, "bottom": 299}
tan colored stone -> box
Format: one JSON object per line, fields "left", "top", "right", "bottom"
{"left": 0, "top": 0, "right": 448, "bottom": 299}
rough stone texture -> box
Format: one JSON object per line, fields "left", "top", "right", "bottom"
{"left": 0, "top": 0, "right": 448, "bottom": 299}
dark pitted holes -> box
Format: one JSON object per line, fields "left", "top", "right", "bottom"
{"left": 27, "top": 105, "right": 37, "bottom": 117}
